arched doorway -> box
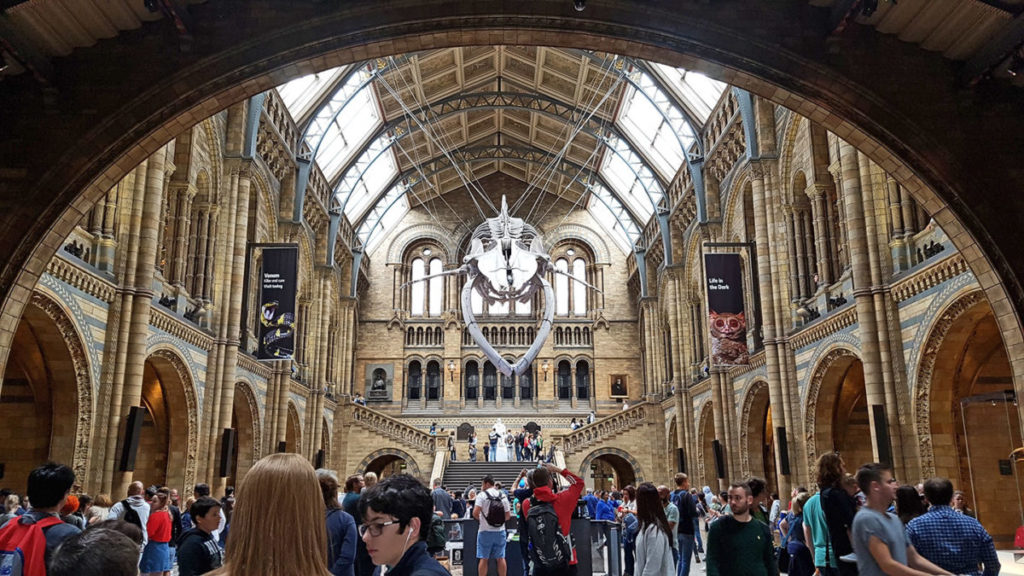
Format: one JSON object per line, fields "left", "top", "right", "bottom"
{"left": 0, "top": 295, "right": 90, "bottom": 492}
{"left": 228, "top": 381, "right": 259, "bottom": 486}
{"left": 135, "top": 350, "right": 194, "bottom": 492}
{"left": 698, "top": 403, "right": 718, "bottom": 489}
{"left": 285, "top": 402, "right": 302, "bottom": 453}
{"left": 358, "top": 449, "right": 422, "bottom": 480}
{"left": 741, "top": 381, "right": 776, "bottom": 494}
{"left": 581, "top": 449, "right": 643, "bottom": 491}
{"left": 320, "top": 417, "right": 331, "bottom": 469}
{"left": 807, "top": 350, "right": 872, "bottom": 474}
{"left": 918, "top": 294, "right": 1020, "bottom": 547}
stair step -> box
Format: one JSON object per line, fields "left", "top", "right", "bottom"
{"left": 441, "top": 461, "right": 536, "bottom": 492}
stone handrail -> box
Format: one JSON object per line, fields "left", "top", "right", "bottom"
{"left": 348, "top": 403, "right": 438, "bottom": 455}
{"left": 557, "top": 402, "right": 651, "bottom": 454}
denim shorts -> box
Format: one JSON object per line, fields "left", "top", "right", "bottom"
{"left": 477, "top": 529, "right": 507, "bottom": 559}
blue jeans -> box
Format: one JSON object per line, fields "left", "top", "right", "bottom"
{"left": 676, "top": 534, "right": 694, "bottom": 576}
{"left": 623, "top": 541, "right": 635, "bottom": 576}
{"left": 693, "top": 518, "right": 703, "bottom": 551}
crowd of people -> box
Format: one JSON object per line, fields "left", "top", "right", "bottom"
{"left": 0, "top": 451, "right": 1004, "bottom": 576}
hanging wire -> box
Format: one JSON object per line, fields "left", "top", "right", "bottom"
{"left": 511, "top": 51, "right": 617, "bottom": 216}
{"left": 960, "top": 400, "right": 980, "bottom": 519}
{"left": 521, "top": 54, "right": 623, "bottom": 224}
{"left": 380, "top": 55, "right": 495, "bottom": 218}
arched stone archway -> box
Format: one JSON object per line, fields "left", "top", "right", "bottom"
{"left": 740, "top": 380, "right": 775, "bottom": 493}
{"left": 0, "top": 292, "right": 93, "bottom": 492}
{"left": 229, "top": 380, "right": 262, "bottom": 486}
{"left": 697, "top": 402, "right": 717, "bottom": 490}
{"left": 580, "top": 448, "right": 645, "bottom": 491}
{"left": 285, "top": 401, "right": 302, "bottom": 454}
{"left": 804, "top": 347, "right": 870, "bottom": 478}
{"left": 914, "top": 291, "right": 1019, "bottom": 546}
{"left": 357, "top": 448, "right": 422, "bottom": 480}
{"left": 137, "top": 348, "right": 199, "bottom": 493}
{"left": 320, "top": 417, "right": 332, "bottom": 469}
{"left": 3, "top": 4, "right": 1024, "bottom": 427}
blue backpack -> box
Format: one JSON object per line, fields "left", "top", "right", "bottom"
{"left": 621, "top": 512, "right": 639, "bottom": 544}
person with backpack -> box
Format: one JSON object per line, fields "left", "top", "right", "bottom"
{"left": 0, "top": 462, "right": 81, "bottom": 575}
{"left": 473, "top": 475, "right": 511, "bottom": 576}
{"left": 670, "top": 473, "right": 699, "bottom": 575}
{"left": 108, "top": 480, "right": 151, "bottom": 547}
{"left": 520, "top": 463, "right": 585, "bottom": 576}
{"left": 140, "top": 488, "right": 173, "bottom": 576}
{"left": 175, "top": 497, "right": 223, "bottom": 576}
{"left": 618, "top": 486, "right": 639, "bottom": 576}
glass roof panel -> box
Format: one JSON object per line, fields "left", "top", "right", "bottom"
{"left": 618, "top": 85, "right": 689, "bottom": 180}
{"left": 650, "top": 63, "right": 727, "bottom": 122}
{"left": 276, "top": 66, "right": 347, "bottom": 123}
{"left": 586, "top": 182, "right": 637, "bottom": 253}
{"left": 313, "top": 86, "right": 381, "bottom": 182}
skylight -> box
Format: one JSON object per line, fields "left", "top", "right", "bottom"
{"left": 649, "top": 63, "right": 727, "bottom": 123}
{"left": 276, "top": 66, "right": 347, "bottom": 124}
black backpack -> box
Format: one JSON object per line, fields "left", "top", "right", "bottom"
{"left": 483, "top": 490, "right": 507, "bottom": 527}
{"left": 426, "top": 514, "right": 447, "bottom": 554}
{"left": 120, "top": 500, "right": 143, "bottom": 530}
{"left": 526, "top": 498, "right": 570, "bottom": 573}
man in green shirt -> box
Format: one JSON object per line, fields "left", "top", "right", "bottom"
{"left": 706, "top": 483, "right": 777, "bottom": 576}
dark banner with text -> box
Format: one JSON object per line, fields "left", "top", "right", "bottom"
{"left": 257, "top": 246, "right": 298, "bottom": 361}
{"left": 704, "top": 253, "right": 749, "bottom": 366}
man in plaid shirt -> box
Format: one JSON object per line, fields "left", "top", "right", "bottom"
{"left": 906, "top": 478, "right": 999, "bottom": 576}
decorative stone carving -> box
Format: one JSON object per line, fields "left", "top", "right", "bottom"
{"left": 912, "top": 290, "right": 984, "bottom": 478}
{"left": 561, "top": 403, "right": 649, "bottom": 453}
{"left": 235, "top": 380, "right": 263, "bottom": 462}
{"left": 30, "top": 292, "right": 93, "bottom": 486}
{"left": 349, "top": 404, "right": 437, "bottom": 455}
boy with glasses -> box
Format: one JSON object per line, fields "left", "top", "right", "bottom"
{"left": 357, "top": 474, "right": 449, "bottom": 576}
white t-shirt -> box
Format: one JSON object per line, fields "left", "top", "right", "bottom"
{"left": 474, "top": 487, "right": 509, "bottom": 532}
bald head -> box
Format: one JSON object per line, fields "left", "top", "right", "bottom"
{"left": 658, "top": 485, "right": 670, "bottom": 502}
{"left": 127, "top": 481, "right": 145, "bottom": 497}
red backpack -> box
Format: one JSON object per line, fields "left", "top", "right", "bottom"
{"left": 0, "top": 515, "right": 63, "bottom": 576}
{"left": 1015, "top": 525, "right": 1024, "bottom": 549}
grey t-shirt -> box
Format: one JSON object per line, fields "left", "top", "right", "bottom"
{"left": 852, "top": 507, "right": 908, "bottom": 576}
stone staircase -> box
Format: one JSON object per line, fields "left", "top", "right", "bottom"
{"left": 441, "top": 460, "right": 532, "bottom": 492}
{"left": 556, "top": 402, "right": 651, "bottom": 454}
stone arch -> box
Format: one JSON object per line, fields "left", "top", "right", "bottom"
{"left": 0, "top": 292, "right": 94, "bottom": 491}
{"left": 357, "top": 447, "right": 422, "bottom": 480}
{"left": 802, "top": 346, "right": 866, "bottom": 479}
{"left": 696, "top": 400, "right": 717, "bottom": 488}
{"left": 739, "top": 379, "right": 775, "bottom": 492}
{"left": 386, "top": 223, "right": 459, "bottom": 264}
{"left": 579, "top": 447, "right": 646, "bottom": 490}
{"left": 320, "top": 417, "right": 332, "bottom": 468}
{"left": 4, "top": 6, "right": 1024, "bottom": 421}
{"left": 286, "top": 400, "right": 302, "bottom": 453}
{"left": 141, "top": 347, "right": 200, "bottom": 493}
{"left": 543, "top": 224, "right": 613, "bottom": 263}
{"left": 912, "top": 289, "right": 1018, "bottom": 544}
{"left": 230, "top": 379, "right": 262, "bottom": 485}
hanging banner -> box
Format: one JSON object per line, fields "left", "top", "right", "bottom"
{"left": 704, "top": 253, "right": 749, "bottom": 366}
{"left": 257, "top": 246, "right": 298, "bottom": 361}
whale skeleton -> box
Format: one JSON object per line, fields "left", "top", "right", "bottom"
{"left": 402, "top": 196, "right": 599, "bottom": 376}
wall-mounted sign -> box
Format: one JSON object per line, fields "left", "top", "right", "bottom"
{"left": 257, "top": 246, "right": 298, "bottom": 361}
{"left": 704, "top": 253, "right": 749, "bottom": 366}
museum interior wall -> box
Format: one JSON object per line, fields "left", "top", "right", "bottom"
{"left": 1, "top": 45, "right": 1021, "bottom": 547}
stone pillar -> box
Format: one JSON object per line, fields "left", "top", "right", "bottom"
{"left": 812, "top": 187, "right": 831, "bottom": 286}
{"left": 749, "top": 161, "right": 792, "bottom": 500}
{"left": 709, "top": 368, "right": 730, "bottom": 491}
{"left": 111, "top": 145, "right": 170, "bottom": 496}
{"left": 838, "top": 140, "right": 891, "bottom": 468}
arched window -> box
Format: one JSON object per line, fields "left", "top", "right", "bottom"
{"left": 557, "top": 360, "right": 571, "bottom": 400}
{"left": 555, "top": 259, "right": 569, "bottom": 316}
{"left": 576, "top": 361, "right": 590, "bottom": 400}
{"left": 572, "top": 258, "right": 587, "bottom": 315}
{"left": 426, "top": 361, "right": 441, "bottom": 400}
{"left": 520, "top": 365, "right": 533, "bottom": 400}
{"left": 408, "top": 361, "right": 422, "bottom": 400}
{"left": 483, "top": 361, "right": 497, "bottom": 400}
{"left": 410, "top": 258, "right": 425, "bottom": 316}
{"left": 428, "top": 258, "right": 443, "bottom": 316}
{"left": 465, "top": 362, "right": 479, "bottom": 400}
{"left": 501, "top": 366, "right": 515, "bottom": 399}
